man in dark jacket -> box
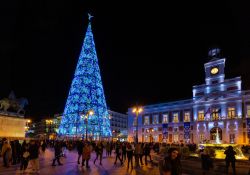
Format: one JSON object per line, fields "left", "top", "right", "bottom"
{"left": 126, "top": 143, "right": 133, "bottom": 170}
{"left": 144, "top": 143, "right": 152, "bottom": 165}
{"left": 52, "top": 141, "right": 63, "bottom": 166}
{"left": 224, "top": 146, "right": 236, "bottom": 175}
{"left": 76, "top": 140, "right": 83, "bottom": 164}
{"left": 114, "top": 142, "right": 123, "bottom": 165}
{"left": 29, "top": 140, "right": 40, "bottom": 173}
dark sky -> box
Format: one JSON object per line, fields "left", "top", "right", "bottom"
{"left": 1, "top": 1, "right": 250, "bottom": 120}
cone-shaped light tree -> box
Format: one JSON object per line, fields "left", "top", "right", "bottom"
{"left": 59, "top": 15, "right": 111, "bottom": 139}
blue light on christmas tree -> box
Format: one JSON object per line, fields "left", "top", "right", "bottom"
{"left": 59, "top": 15, "right": 111, "bottom": 138}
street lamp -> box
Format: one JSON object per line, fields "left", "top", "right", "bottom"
{"left": 132, "top": 106, "right": 143, "bottom": 144}
{"left": 81, "top": 110, "right": 94, "bottom": 141}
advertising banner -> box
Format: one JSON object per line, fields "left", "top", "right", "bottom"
{"left": 247, "top": 118, "right": 250, "bottom": 138}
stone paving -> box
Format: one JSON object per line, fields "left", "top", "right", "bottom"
{"left": 0, "top": 149, "right": 161, "bottom": 175}
{"left": 1, "top": 149, "right": 248, "bottom": 175}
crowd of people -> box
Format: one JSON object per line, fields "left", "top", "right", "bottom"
{"left": 0, "top": 138, "right": 177, "bottom": 174}
{"left": 0, "top": 138, "right": 45, "bottom": 173}
{"left": 0, "top": 138, "right": 246, "bottom": 175}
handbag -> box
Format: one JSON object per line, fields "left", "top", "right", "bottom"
{"left": 23, "top": 151, "right": 30, "bottom": 158}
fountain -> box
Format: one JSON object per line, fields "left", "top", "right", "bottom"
{"left": 215, "top": 127, "right": 221, "bottom": 144}
{"left": 189, "top": 128, "right": 248, "bottom": 160}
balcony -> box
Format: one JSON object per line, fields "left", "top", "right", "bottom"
{"left": 196, "top": 115, "right": 241, "bottom": 122}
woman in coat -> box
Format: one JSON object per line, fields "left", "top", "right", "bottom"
{"left": 160, "top": 148, "right": 182, "bottom": 175}
{"left": 82, "top": 142, "right": 91, "bottom": 168}
{"left": 1, "top": 138, "right": 12, "bottom": 168}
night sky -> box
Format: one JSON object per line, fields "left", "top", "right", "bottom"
{"left": 1, "top": 1, "right": 250, "bottom": 120}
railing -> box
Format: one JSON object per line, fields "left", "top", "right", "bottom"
{"left": 197, "top": 115, "right": 242, "bottom": 122}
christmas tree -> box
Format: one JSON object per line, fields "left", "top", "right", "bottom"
{"left": 59, "top": 15, "right": 111, "bottom": 138}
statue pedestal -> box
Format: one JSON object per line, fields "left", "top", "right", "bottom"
{"left": 0, "top": 113, "right": 27, "bottom": 139}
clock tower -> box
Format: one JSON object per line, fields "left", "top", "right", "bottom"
{"left": 204, "top": 48, "right": 226, "bottom": 85}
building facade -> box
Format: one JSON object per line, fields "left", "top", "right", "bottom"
{"left": 34, "top": 115, "right": 62, "bottom": 139}
{"left": 109, "top": 110, "right": 128, "bottom": 141}
{"left": 128, "top": 50, "right": 250, "bottom": 144}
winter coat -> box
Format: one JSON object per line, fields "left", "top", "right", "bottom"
{"left": 161, "top": 156, "right": 182, "bottom": 175}
{"left": 106, "top": 143, "right": 111, "bottom": 152}
{"left": 126, "top": 147, "right": 133, "bottom": 158}
{"left": 201, "top": 153, "right": 212, "bottom": 170}
{"left": 1, "top": 142, "right": 12, "bottom": 161}
{"left": 54, "top": 143, "right": 62, "bottom": 157}
{"left": 29, "top": 144, "right": 39, "bottom": 160}
{"left": 77, "top": 142, "right": 83, "bottom": 154}
{"left": 82, "top": 145, "right": 91, "bottom": 160}
{"left": 224, "top": 149, "right": 236, "bottom": 162}
{"left": 144, "top": 145, "right": 151, "bottom": 155}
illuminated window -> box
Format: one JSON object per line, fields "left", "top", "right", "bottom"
{"left": 247, "top": 105, "right": 250, "bottom": 118}
{"left": 173, "top": 113, "right": 179, "bottom": 123}
{"left": 184, "top": 112, "right": 190, "bottom": 122}
{"left": 153, "top": 115, "right": 158, "bottom": 124}
{"left": 163, "top": 114, "right": 168, "bottom": 123}
{"left": 228, "top": 107, "right": 236, "bottom": 119}
{"left": 173, "top": 134, "right": 178, "bottom": 142}
{"left": 198, "top": 110, "right": 204, "bottom": 121}
{"left": 212, "top": 109, "right": 219, "bottom": 120}
{"left": 144, "top": 116, "right": 149, "bottom": 125}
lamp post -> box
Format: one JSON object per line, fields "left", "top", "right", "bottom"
{"left": 81, "top": 110, "right": 94, "bottom": 141}
{"left": 132, "top": 106, "right": 143, "bottom": 144}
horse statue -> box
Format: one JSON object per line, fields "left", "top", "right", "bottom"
{"left": 0, "top": 97, "right": 28, "bottom": 115}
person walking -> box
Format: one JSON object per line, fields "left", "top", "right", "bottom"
{"left": 94, "top": 141, "right": 104, "bottom": 165}
{"left": 144, "top": 143, "right": 152, "bottom": 165}
{"left": 76, "top": 140, "right": 83, "bottom": 164}
{"left": 109, "top": 142, "right": 114, "bottom": 157}
{"left": 139, "top": 143, "right": 144, "bottom": 166}
{"left": 41, "top": 140, "right": 46, "bottom": 153}
{"left": 16, "top": 140, "right": 22, "bottom": 164}
{"left": 200, "top": 149, "right": 213, "bottom": 175}
{"left": 122, "top": 143, "right": 127, "bottom": 162}
{"left": 160, "top": 148, "right": 182, "bottom": 175}
{"left": 82, "top": 142, "right": 91, "bottom": 168}
{"left": 134, "top": 143, "right": 140, "bottom": 168}
{"left": 20, "top": 144, "right": 30, "bottom": 173}
{"left": 126, "top": 143, "right": 133, "bottom": 170}
{"left": 1, "top": 138, "right": 12, "bottom": 168}
{"left": 114, "top": 141, "right": 123, "bottom": 165}
{"left": 10, "top": 141, "right": 17, "bottom": 165}
{"left": 224, "top": 146, "right": 236, "bottom": 175}
{"left": 52, "top": 141, "right": 63, "bottom": 166}
{"left": 106, "top": 142, "right": 111, "bottom": 157}
{"left": 29, "top": 140, "right": 40, "bottom": 173}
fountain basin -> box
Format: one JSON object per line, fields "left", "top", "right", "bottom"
{"left": 190, "top": 144, "right": 248, "bottom": 160}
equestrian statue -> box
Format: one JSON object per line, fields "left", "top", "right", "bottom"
{"left": 0, "top": 91, "right": 28, "bottom": 115}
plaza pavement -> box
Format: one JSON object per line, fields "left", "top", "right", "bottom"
{"left": 0, "top": 148, "right": 162, "bottom": 175}
{"left": 1, "top": 148, "right": 248, "bottom": 175}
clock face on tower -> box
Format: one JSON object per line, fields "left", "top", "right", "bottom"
{"left": 211, "top": 67, "right": 219, "bottom": 75}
